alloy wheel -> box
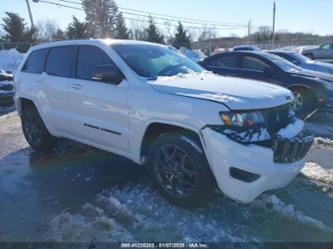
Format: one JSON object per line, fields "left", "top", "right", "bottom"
{"left": 153, "top": 144, "right": 196, "bottom": 199}
{"left": 292, "top": 91, "right": 304, "bottom": 112}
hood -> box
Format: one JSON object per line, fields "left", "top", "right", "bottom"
{"left": 314, "top": 61, "right": 333, "bottom": 74}
{"left": 149, "top": 73, "right": 294, "bottom": 110}
{"left": 291, "top": 69, "right": 333, "bottom": 82}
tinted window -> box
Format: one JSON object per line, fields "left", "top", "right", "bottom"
{"left": 242, "top": 56, "right": 270, "bottom": 71}
{"left": 22, "top": 49, "right": 48, "bottom": 74}
{"left": 46, "top": 46, "right": 74, "bottom": 77}
{"left": 77, "top": 46, "right": 113, "bottom": 80}
{"left": 209, "top": 54, "right": 237, "bottom": 68}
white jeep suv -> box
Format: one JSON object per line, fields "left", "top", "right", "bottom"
{"left": 14, "top": 39, "right": 313, "bottom": 205}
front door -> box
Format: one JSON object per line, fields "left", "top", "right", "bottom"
{"left": 69, "top": 45, "right": 129, "bottom": 151}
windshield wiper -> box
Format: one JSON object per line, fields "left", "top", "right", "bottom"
{"left": 146, "top": 76, "right": 158, "bottom": 80}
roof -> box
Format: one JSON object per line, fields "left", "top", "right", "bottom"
{"left": 29, "top": 39, "right": 165, "bottom": 51}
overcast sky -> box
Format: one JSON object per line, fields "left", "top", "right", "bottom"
{"left": 1, "top": 0, "right": 332, "bottom": 37}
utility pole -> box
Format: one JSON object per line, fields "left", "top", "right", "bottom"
{"left": 272, "top": 0, "right": 276, "bottom": 44}
{"left": 25, "top": 0, "right": 34, "bottom": 29}
{"left": 248, "top": 18, "right": 252, "bottom": 42}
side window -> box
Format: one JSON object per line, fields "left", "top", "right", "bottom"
{"left": 76, "top": 45, "right": 114, "bottom": 80}
{"left": 46, "top": 46, "right": 74, "bottom": 77}
{"left": 22, "top": 49, "right": 48, "bottom": 74}
{"left": 242, "top": 56, "right": 270, "bottom": 71}
{"left": 209, "top": 55, "right": 237, "bottom": 68}
{"left": 320, "top": 44, "right": 330, "bottom": 50}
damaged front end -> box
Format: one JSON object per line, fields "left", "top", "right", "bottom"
{"left": 201, "top": 103, "right": 314, "bottom": 203}
{"left": 209, "top": 103, "right": 313, "bottom": 163}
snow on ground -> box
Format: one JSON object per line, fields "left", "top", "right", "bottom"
{"left": 0, "top": 49, "right": 25, "bottom": 73}
{"left": 0, "top": 48, "right": 332, "bottom": 243}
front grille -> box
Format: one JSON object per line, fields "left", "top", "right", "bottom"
{"left": 0, "top": 84, "right": 14, "bottom": 91}
{"left": 272, "top": 134, "right": 313, "bottom": 163}
{"left": 262, "top": 104, "right": 292, "bottom": 133}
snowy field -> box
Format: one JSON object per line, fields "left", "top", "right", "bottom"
{"left": 0, "top": 49, "right": 332, "bottom": 245}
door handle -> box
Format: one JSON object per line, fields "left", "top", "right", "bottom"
{"left": 71, "top": 84, "right": 82, "bottom": 90}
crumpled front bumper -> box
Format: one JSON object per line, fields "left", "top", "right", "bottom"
{"left": 201, "top": 128, "right": 308, "bottom": 203}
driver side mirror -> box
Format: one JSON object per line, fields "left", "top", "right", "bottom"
{"left": 92, "top": 64, "right": 125, "bottom": 85}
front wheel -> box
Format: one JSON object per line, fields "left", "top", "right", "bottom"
{"left": 147, "top": 133, "right": 216, "bottom": 206}
{"left": 291, "top": 87, "right": 316, "bottom": 117}
{"left": 21, "top": 105, "right": 57, "bottom": 152}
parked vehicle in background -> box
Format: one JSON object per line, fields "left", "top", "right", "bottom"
{"left": 301, "top": 43, "right": 333, "bottom": 61}
{"left": 268, "top": 50, "right": 333, "bottom": 74}
{"left": 233, "top": 45, "right": 261, "bottom": 51}
{"left": 199, "top": 51, "right": 333, "bottom": 116}
{"left": 0, "top": 69, "right": 15, "bottom": 106}
{"left": 14, "top": 39, "right": 313, "bottom": 205}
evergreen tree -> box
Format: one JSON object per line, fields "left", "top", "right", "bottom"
{"left": 53, "top": 29, "right": 66, "bottom": 41}
{"left": 144, "top": 17, "right": 164, "bottom": 44}
{"left": 67, "top": 16, "right": 90, "bottom": 39}
{"left": 114, "top": 12, "right": 129, "bottom": 39}
{"left": 1, "top": 12, "right": 28, "bottom": 42}
{"left": 171, "top": 22, "right": 191, "bottom": 49}
{"left": 82, "top": 0, "right": 119, "bottom": 38}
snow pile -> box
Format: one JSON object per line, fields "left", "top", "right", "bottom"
{"left": 0, "top": 49, "right": 25, "bottom": 73}
{"left": 302, "top": 162, "right": 333, "bottom": 186}
{"left": 50, "top": 210, "right": 135, "bottom": 242}
{"left": 260, "top": 194, "right": 333, "bottom": 233}
{"left": 314, "top": 137, "right": 333, "bottom": 147}
{"left": 156, "top": 70, "right": 213, "bottom": 82}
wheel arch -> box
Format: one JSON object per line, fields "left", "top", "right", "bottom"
{"left": 17, "top": 97, "right": 36, "bottom": 115}
{"left": 140, "top": 122, "right": 204, "bottom": 161}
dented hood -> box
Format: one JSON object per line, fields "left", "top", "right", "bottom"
{"left": 149, "top": 73, "right": 294, "bottom": 110}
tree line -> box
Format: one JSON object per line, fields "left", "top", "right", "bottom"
{"left": 0, "top": 0, "right": 195, "bottom": 50}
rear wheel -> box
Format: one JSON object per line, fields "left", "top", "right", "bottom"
{"left": 290, "top": 87, "right": 316, "bottom": 117}
{"left": 21, "top": 104, "right": 57, "bottom": 151}
{"left": 147, "top": 133, "right": 216, "bottom": 207}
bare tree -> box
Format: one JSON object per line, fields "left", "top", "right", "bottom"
{"left": 36, "top": 19, "right": 59, "bottom": 41}
{"left": 253, "top": 26, "right": 272, "bottom": 41}
{"left": 198, "top": 26, "right": 217, "bottom": 41}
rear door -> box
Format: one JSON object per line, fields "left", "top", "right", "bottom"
{"left": 68, "top": 45, "right": 129, "bottom": 150}
{"left": 41, "top": 46, "right": 74, "bottom": 134}
{"left": 203, "top": 54, "right": 240, "bottom": 76}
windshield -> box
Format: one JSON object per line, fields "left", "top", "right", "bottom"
{"left": 290, "top": 52, "right": 312, "bottom": 63}
{"left": 112, "top": 44, "right": 204, "bottom": 78}
{"left": 261, "top": 53, "right": 302, "bottom": 72}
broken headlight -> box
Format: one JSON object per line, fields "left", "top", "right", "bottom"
{"left": 220, "top": 111, "right": 265, "bottom": 128}
{"left": 211, "top": 111, "right": 271, "bottom": 143}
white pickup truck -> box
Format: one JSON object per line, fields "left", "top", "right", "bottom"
{"left": 14, "top": 39, "right": 313, "bottom": 206}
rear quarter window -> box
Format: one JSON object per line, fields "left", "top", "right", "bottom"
{"left": 46, "top": 46, "right": 74, "bottom": 78}
{"left": 22, "top": 49, "right": 48, "bottom": 74}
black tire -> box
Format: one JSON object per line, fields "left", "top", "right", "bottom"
{"left": 146, "top": 133, "right": 216, "bottom": 207}
{"left": 21, "top": 104, "right": 57, "bottom": 152}
{"left": 290, "top": 87, "right": 316, "bottom": 117}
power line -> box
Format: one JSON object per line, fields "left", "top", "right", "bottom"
{"left": 37, "top": 0, "right": 83, "bottom": 11}
{"left": 118, "top": 6, "right": 247, "bottom": 27}
{"left": 34, "top": 0, "right": 247, "bottom": 31}
{"left": 121, "top": 10, "right": 247, "bottom": 28}
{"left": 48, "top": 0, "right": 247, "bottom": 28}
